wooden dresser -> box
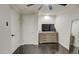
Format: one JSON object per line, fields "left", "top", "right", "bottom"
{"left": 39, "top": 32, "right": 58, "bottom": 44}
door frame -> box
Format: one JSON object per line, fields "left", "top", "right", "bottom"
{"left": 69, "top": 18, "right": 79, "bottom": 51}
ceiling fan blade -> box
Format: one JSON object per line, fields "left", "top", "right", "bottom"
{"left": 59, "top": 4, "right": 67, "bottom": 6}
{"left": 27, "top": 4, "right": 35, "bottom": 7}
{"left": 38, "top": 5, "right": 43, "bottom": 10}
{"left": 49, "top": 5, "right": 52, "bottom": 10}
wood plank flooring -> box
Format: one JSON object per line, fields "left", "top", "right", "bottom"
{"left": 13, "top": 43, "right": 70, "bottom": 54}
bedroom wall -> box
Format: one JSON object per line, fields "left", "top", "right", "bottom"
{"left": 0, "top": 5, "right": 21, "bottom": 53}
{"left": 0, "top": 4, "right": 11, "bottom": 53}
{"left": 55, "top": 6, "right": 79, "bottom": 50}
{"left": 38, "top": 15, "right": 56, "bottom": 32}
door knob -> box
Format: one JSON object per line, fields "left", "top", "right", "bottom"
{"left": 11, "top": 34, "right": 15, "bottom": 37}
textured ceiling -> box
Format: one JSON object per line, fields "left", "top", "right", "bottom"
{"left": 11, "top": 4, "right": 79, "bottom": 15}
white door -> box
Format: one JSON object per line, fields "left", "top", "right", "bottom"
{"left": 10, "top": 9, "right": 20, "bottom": 53}
{"left": 22, "top": 15, "right": 38, "bottom": 44}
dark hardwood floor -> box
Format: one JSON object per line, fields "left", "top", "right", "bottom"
{"left": 13, "top": 43, "right": 70, "bottom": 54}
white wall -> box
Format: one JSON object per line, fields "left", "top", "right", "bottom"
{"left": 72, "top": 19, "right": 79, "bottom": 47}
{"left": 0, "top": 5, "right": 21, "bottom": 53}
{"left": 55, "top": 7, "right": 79, "bottom": 50}
{"left": 22, "top": 14, "right": 38, "bottom": 45}
{"left": 38, "top": 15, "right": 56, "bottom": 32}
{"left": 0, "top": 5, "right": 11, "bottom": 53}
{"left": 10, "top": 8, "right": 21, "bottom": 53}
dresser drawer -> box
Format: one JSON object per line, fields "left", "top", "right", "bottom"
{"left": 39, "top": 32, "right": 58, "bottom": 43}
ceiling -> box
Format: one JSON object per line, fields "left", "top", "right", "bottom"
{"left": 11, "top": 4, "right": 79, "bottom": 15}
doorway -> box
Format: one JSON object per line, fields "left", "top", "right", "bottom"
{"left": 70, "top": 19, "right": 79, "bottom": 54}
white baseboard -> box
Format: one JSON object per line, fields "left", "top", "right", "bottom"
{"left": 33, "top": 43, "right": 39, "bottom": 45}
{"left": 74, "top": 44, "right": 79, "bottom": 48}
{"left": 59, "top": 42, "right": 69, "bottom": 50}
{"left": 10, "top": 44, "right": 21, "bottom": 54}
{"left": 21, "top": 42, "right": 39, "bottom": 45}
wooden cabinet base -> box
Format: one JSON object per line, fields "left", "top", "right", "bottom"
{"left": 39, "top": 32, "right": 58, "bottom": 44}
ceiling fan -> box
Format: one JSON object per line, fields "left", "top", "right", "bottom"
{"left": 26, "top": 4, "right": 67, "bottom": 10}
